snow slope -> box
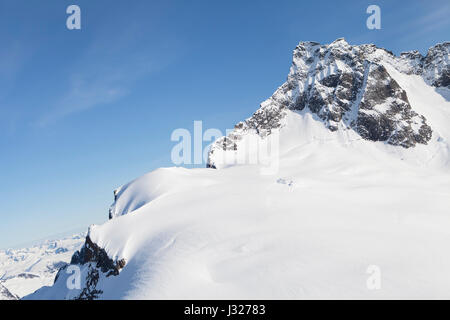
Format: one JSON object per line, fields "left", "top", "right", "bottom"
{"left": 26, "top": 40, "right": 450, "bottom": 299}
{"left": 29, "top": 114, "right": 450, "bottom": 299}
{"left": 0, "top": 283, "right": 18, "bottom": 300}
{"left": 0, "top": 234, "right": 85, "bottom": 298}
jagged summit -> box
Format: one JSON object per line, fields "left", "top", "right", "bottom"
{"left": 24, "top": 39, "right": 450, "bottom": 300}
{"left": 207, "top": 39, "right": 449, "bottom": 168}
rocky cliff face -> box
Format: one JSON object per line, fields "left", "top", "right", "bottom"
{"left": 207, "top": 39, "right": 448, "bottom": 168}
{"left": 0, "top": 283, "right": 18, "bottom": 300}
{"left": 51, "top": 231, "right": 126, "bottom": 300}
{"left": 422, "top": 43, "right": 450, "bottom": 88}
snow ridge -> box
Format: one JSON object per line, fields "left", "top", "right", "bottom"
{"left": 24, "top": 39, "right": 450, "bottom": 300}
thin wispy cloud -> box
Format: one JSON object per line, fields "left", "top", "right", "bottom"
{"left": 390, "top": 3, "right": 450, "bottom": 51}
{"left": 0, "top": 41, "right": 35, "bottom": 135}
{"left": 416, "top": 3, "right": 450, "bottom": 33}
{"left": 352, "top": 3, "right": 447, "bottom": 50}
{"left": 36, "top": 75, "right": 128, "bottom": 127}
{"left": 36, "top": 10, "right": 184, "bottom": 127}
{"left": 0, "top": 41, "right": 33, "bottom": 100}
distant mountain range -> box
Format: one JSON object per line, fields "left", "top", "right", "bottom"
{"left": 0, "top": 234, "right": 85, "bottom": 299}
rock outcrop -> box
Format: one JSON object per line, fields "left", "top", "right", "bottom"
{"left": 207, "top": 39, "right": 449, "bottom": 168}
{"left": 52, "top": 233, "right": 126, "bottom": 300}
{"left": 0, "top": 283, "right": 18, "bottom": 300}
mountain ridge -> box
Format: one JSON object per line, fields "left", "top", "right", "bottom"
{"left": 25, "top": 39, "right": 450, "bottom": 300}
{"left": 207, "top": 39, "right": 449, "bottom": 168}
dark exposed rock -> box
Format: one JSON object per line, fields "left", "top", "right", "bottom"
{"left": 108, "top": 189, "right": 120, "bottom": 219}
{"left": 53, "top": 265, "right": 66, "bottom": 284}
{"left": 356, "top": 64, "right": 431, "bottom": 148}
{"left": 207, "top": 39, "right": 446, "bottom": 168}
{"left": 433, "top": 66, "right": 450, "bottom": 88}
{"left": 71, "top": 236, "right": 126, "bottom": 277}
{"left": 76, "top": 268, "right": 103, "bottom": 300}
{"left": 51, "top": 235, "right": 127, "bottom": 300}
{"left": 17, "top": 273, "right": 39, "bottom": 279}
{"left": 423, "top": 42, "right": 450, "bottom": 89}
{"left": 245, "top": 105, "right": 286, "bottom": 136}
{"left": 0, "top": 283, "right": 18, "bottom": 300}
{"left": 55, "top": 247, "right": 68, "bottom": 254}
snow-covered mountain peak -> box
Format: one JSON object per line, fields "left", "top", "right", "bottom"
{"left": 24, "top": 39, "right": 450, "bottom": 300}
{"left": 207, "top": 39, "right": 449, "bottom": 169}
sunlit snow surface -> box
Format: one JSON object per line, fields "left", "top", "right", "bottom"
{"left": 29, "top": 63, "right": 450, "bottom": 299}
{"left": 0, "top": 234, "right": 85, "bottom": 298}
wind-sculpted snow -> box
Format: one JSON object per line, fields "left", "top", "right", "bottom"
{"left": 208, "top": 39, "right": 449, "bottom": 168}
{"left": 28, "top": 141, "right": 450, "bottom": 299}
{"left": 28, "top": 107, "right": 450, "bottom": 299}
{"left": 26, "top": 39, "right": 450, "bottom": 300}
{"left": 109, "top": 168, "right": 218, "bottom": 219}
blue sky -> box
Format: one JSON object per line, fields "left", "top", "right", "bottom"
{"left": 0, "top": 0, "right": 449, "bottom": 248}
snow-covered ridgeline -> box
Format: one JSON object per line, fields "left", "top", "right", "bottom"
{"left": 25, "top": 39, "right": 450, "bottom": 300}
{"left": 207, "top": 39, "right": 449, "bottom": 168}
